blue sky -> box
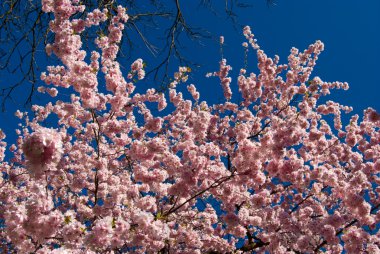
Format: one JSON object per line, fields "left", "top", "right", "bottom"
{"left": 178, "top": 0, "right": 380, "bottom": 113}
{"left": 1, "top": 0, "right": 379, "bottom": 143}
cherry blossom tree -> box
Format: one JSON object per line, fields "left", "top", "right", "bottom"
{"left": 0, "top": 0, "right": 379, "bottom": 253}
{"left": 0, "top": 0, "right": 273, "bottom": 111}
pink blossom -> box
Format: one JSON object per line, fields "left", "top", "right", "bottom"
{"left": 22, "top": 128, "right": 62, "bottom": 176}
{"left": 219, "top": 36, "right": 224, "bottom": 44}
{"left": 0, "top": 3, "right": 379, "bottom": 253}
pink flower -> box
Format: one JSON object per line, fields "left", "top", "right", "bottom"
{"left": 22, "top": 128, "right": 62, "bottom": 177}
{"left": 2, "top": 4, "right": 379, "bottom": 252}
{"left": 220, "top": 36, "right": 224, "bottom": 44}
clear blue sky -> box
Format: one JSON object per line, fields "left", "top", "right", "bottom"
{"left": 172, "top": 0, "right": 380, "bottom": 114}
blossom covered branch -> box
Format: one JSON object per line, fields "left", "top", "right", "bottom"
{"left": 0, "top": 0, "right": 379, "bottom": 253}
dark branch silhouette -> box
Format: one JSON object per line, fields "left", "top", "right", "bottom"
{"left": 0, "top": 0, "right": 275, "bottom": 111}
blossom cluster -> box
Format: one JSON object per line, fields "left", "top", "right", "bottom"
{"left": 0, "top": 0, "right": 379, "bottom": 253}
